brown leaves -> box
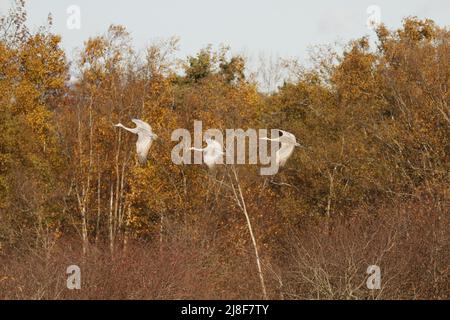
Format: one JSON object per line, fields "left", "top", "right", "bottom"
{"left": 0, "top": 5, "right": 448, "bottom": 300}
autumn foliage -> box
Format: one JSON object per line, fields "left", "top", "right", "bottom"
{"left": 0, "top": 2, "right": 448, "bottom": 299}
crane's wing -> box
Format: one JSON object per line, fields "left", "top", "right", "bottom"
{"left": 274, "top": 130, "right": 298, "bottom": 167}
{"left": 210, "top": 140, "right": 224, "bottom": 155}
{"left": 132, "top": 119, "right": 152, "bottom": 132}
{"left": 136, "top": 133, "right": 153, "bottom": 166}
{"left": 203, "top": 140, "right": 224, "bottom": 167}
{"left": 277, "top": 130, "right": 297, "bottom": 144}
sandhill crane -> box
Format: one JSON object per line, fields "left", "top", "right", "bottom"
{"left": 190, "top": 137, "right": 224, "bottom": 169}
{"left": 114, "top": 119, "right": 158, "bottom": 166}
{"left": 260, "top": 129, "right": 302, "bottom": 167}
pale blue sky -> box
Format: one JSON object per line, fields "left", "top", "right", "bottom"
{"left": 1, "top": 0, "right": 448, "bottom": 60}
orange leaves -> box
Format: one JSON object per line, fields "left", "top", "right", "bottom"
{"left": 331, "top": 38, "right": 378, "bottom": 106}
{"left": 0, "top": 1, "right": 69, "bottom": 248}
{"left": 399, "top": 17, "right": 437, "bottom": 42}
{"left": 19, "top": 33, "right": 67, "bottom": 94}
{"left": 82, "top": 37, "right": 107, "bottom": 64}
{"left": 1, "top": 1, "right": 448, "bottom": 259}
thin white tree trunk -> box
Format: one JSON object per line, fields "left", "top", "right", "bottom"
{"left": 230, "top": 166, "right": 268, "bottom": 300}
{"left": 108, "top": 182, "right": 114, "bottom": 254}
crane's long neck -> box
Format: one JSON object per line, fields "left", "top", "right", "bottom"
{"left": 116, "top": 123, "right": 137, "bottom": 134}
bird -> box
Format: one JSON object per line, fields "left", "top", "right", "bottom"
{"left": 259, "top": 129, "right": 302, "bottom": 167}
{"left": 114, "top": 119, "right": 158, "bottom": 166}
{"left": 190, "top": 137, "right": 224, "bottom": 170}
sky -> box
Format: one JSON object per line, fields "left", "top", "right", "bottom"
{"left": 0, "top": 0, "right": 448, "bottom": 62}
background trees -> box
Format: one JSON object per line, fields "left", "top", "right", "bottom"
{"left": 0, "top": 3, "right": 67, "bottom": 251}
{"left": 0, "top": 2, "right": 448, "bottom": 299}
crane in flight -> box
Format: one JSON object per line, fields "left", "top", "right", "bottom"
{"left": 190, "top": 137, "right": 224, "bottom": 170}
{"left": 114, "top": 119, "right": 158, "bottom": 166}
{"left": 260, "top": 129, "right": 302, "bottom": 168}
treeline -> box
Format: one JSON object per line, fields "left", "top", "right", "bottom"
{"left": 0, "top": 1, "right": 448, "bottom": 299}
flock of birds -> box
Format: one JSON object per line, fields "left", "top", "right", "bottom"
{"left": 115, "top": 119, "right": 302, "bottom": 170}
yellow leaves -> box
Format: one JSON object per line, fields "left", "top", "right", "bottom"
{"left": 82, "top": 37, "right": 106, "bottom": 64}
{"left": 331, "top": 40, "right": 378, "bottom": 106}
{"left": 11, "top": 84, "right": 32, "bottom": 112}
{"left": 399, "top": 17, "right": 437, "bottom": 42}
{"left": 0, "top": 43, "right": 17, "bottom": 76}
{"left": 24, "top": 105, "right": 53, "bottom": 144}
{"left": 19, "top": 33, "right": 67, "bottom": 93}
{"left": 1, "top": 6, "right": 447, "bottom": 252}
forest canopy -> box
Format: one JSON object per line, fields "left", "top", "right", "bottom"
{"left": 0, "top": 1, "right": 448, "bottom": 299}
